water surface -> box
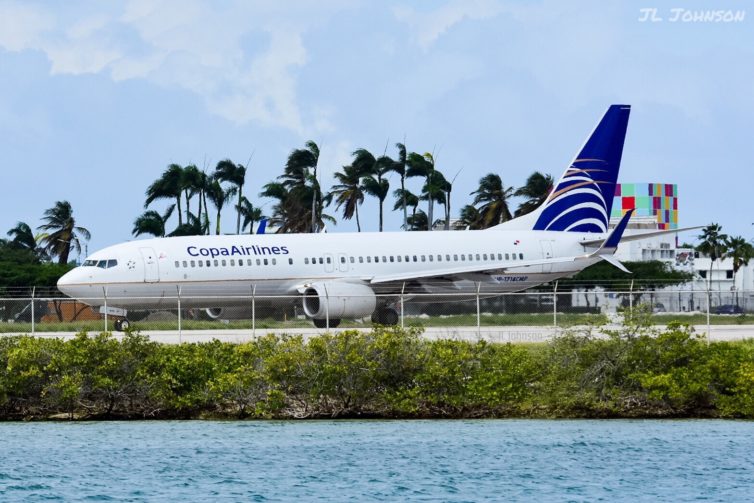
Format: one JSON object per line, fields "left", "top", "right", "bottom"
{"left": 1, "top": 420, "right": 752, "bottom": 501}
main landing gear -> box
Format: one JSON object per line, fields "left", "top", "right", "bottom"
{"left": 312, "top": 318, "right": 341, "bottom": 329}
{"left": 371, "top": 308, "right": 399, "bottom": 326}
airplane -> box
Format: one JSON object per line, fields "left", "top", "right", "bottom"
{"left": 57, "top": 104, "right": 691, "bottom": 330}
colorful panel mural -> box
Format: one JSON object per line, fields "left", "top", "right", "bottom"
{"left": 611, "top": 183, "right": 678, "bottom": 229}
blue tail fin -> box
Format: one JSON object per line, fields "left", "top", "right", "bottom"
{"left": 256, "top": 219, "right": 267, "bottom": 234}
{"left": 531, "top": 104, "right": 631, "bottom": 233}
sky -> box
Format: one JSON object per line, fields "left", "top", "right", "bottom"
{"left": 0, "top": 0, "right": 751, "bottom": 258}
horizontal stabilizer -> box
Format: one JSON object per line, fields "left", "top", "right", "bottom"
{"left": 599, "top": 254, "right": 631, "bottom": 274}
{"left": 580, "top": 224, "right": 703, "bottom": 248}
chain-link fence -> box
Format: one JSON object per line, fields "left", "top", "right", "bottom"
{"left": 1, "top": 286, "right": 752, "bottom": 338}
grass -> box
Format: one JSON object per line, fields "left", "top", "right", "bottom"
{"left": 11, "top": 312, "right": 751, "bottom": 333}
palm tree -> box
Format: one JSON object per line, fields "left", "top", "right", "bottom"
{"left": 420, "top": 169, "right": 449, "bottom": 230}
{"left": 132, "top": 206, "right": 175, "bottom": 238}
{"left": 727, "top": 236, "right": 754, "bottom": 306}
{"left": 145, "top": 164, "right": 184, "bottom": 226}
{"left": 329, "top": 164, "right": 366, "bottom": 231}
{"left": 387, "top": 142, "right": 408, "bottom": 229}
{"left": 7, "top": 222, "right": 37, "bottom": 252}
{"left": 37, "top": 201, "right": 91, "bottom": 265}
{"left": 182, "top": 164, "right": 204, "bottom": 225}
{"left": 470, "top": 173, "right": 514, "bottom": 228}
{"left": 351, "top": 148, "right": 392, "bottom": 232}
{"left": 206, "top": 177, "right": 237, "bottom": 235}
{"left": 280, "top": 141, "right": 321, "bottom": 232}
{"left": 514, "top": 171, "right": 554, "bottom": 217}
{"left": 393, "top": 188, "right": 420, "bottom": 230}
{"left": 407, "top": 152, "right": 437, "bottom": 230}
{"left": 696, "top": 223, "right": 728, "bottom": 283}
{"left": 214, "top": 159, "right": 247, "bottom": 234}
{"left": 406, "top": 209, "right": 428, "bottom": 231}
{"left": 238, "top": 196, "right": 266, "bottom": 234}
{"left": 459, "top": 204, "right": 482, "bottom": 230}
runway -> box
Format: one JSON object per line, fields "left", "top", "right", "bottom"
{"left": 4, "top": 325, "right": 754, "bottom": 344}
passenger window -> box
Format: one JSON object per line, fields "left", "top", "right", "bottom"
{"left": 340, "top": 257, "right": 346, "bottom": 263}
{"left": 247, "top": 259, "right": 252, "bottom": 266}
{"left": 397, "top": 256, "right": 402, "bottom": 262}
{"left": 390, "top": 256, "right": 394, "bottom": 263}
{"left": 214, "top": 260, "right": 219, "bottom": 266}
{"left": 461, "top": 254, "right": 465, "bottom": 261}
{"left": 405, "top": 255, "right": 409, "bottom": 262}
{"left": 446, "top": 255, "right": 450, "bottom": 261}
{"left": 190, "top": 260, "right": 196, "bottom": 267}
{"left": 413, "top": 256, "right": 417, "bottom": 262}
{"left": 476, "top": 254, "right": 481, "bottom": 260}
{"left": 272, "top": 258, "right": 277, "bottom": 265}
{"left": 256, "top": 259, "right": 261, "bottom": 265}
{"left": 230, "top": 259, "right": 235, "bottom": 266}
{"left": 182, "top": 261, "right": 188, "bottom": 267}
{"left": 264, "top": 259, "right": 269, "bottom": 265}
{"left": 288, "top": 258, "right": 293, "bottom": 265}
{"left": 304, "top": 258, "right": 309, "bottom": 264}
{"left": 174, "top": 261, "right": 179, "bottom": 268}
{"left": 382, "top": 256, "right": 387, "bottom": 262}
{"left": 519, "top": 253, "right": 523, "bottom": 260}
{"left": 512, "top": 254, "right": 516, "bottom": 260}
{"left": 359, "top": 257, "right": 364, "bottom": 263}
{"left": 497, "top": 253, "right": 502, "bottom": 260}
{"left": 483, "top": 254, "right": 488, "bottom": 260}
{"left": 350, "top": 257, "right": 355, "bottom": 263}
{"left": 428, "top": 255, "right": 433, "bottom": 262}
{"left": 198, "top": 261, "right": 203, "bottom": 268}
{"left": 453, "top": 254, "right": 458, "bottom": 261}
{"left": 421, "top": 255, "right": 426, "bottom": 262}
{"left": 505, "top": 253, "right": 510, "bottom": 260}
{"left": 367, "top": 256, "right": 371, "bottom": 263}
{"left": 326, "top": 257, "right": 332, "bottom": 264}
{"left": 375, "top": 256, "right": 379, "bottom": 263}
{"left": 318, "top": 258, "right": 323, "bottom": 264}
{"left": 221, "top": 260, "right": 227, "bottom": 266}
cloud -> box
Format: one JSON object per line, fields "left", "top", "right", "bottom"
{"left": 393, "top": 0, "right": 504, "bottom": 51}
{"left": 0, "top": 0, "right": 349, "bottom": 134}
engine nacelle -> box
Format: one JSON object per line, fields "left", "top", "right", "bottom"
{"left": 205, "top": 307, "right": 224, "bottom": 319}
{"left": 302, "top": 282, "right": 377, "bottom": 320}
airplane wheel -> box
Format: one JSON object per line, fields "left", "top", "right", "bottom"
{"left": 120, "top": 319, "right": 131, "bottom": 331}
{"left": 312, "top": 318, "right": 340, "bottom": 329}
{"left": 371, "top": 308, "right": 399, "bottom": 326}
{"left": 113, "top": 319, "right": 122, "bottom": 331}
{"left": 382, "top": 309, "right": 399, "bottom": 326}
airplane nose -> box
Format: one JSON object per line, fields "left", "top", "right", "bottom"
{"left": 57, "top": 269, "right": 77, "bottom": 296}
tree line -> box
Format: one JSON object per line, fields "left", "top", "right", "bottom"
{"left": 1, "top": 318, "right": 754, "bottom": 420}
{"left": 133, "top": 140, "right": 555, "bottom": 237}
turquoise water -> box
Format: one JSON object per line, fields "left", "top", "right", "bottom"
{"left": 1, "top": 420, "right": 752, "bottom": 501}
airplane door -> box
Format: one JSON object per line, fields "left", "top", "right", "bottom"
{"left": 539, "top": 241, "right": 554, "bottom": 273}
{"left": 139, "top": 247, "right": 160, "bottom": 283}
{"left": 337, "top": 253, "right": 349, "bottom": 273}
{"left": 324, "top": 253, "right": 335, "bottom": 273}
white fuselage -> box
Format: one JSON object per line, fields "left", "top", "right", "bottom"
{"left": 57, "top": 229, "right": 602, "bottom": 309}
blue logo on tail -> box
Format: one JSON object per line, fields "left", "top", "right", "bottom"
{"left": 533, "top": 105, "right": 631, "bottom": 233}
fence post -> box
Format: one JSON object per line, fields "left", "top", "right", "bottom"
{"left": 553, "top": 281, "right": 558, "bottom": 327}
{"left": 31, "top": 287, "right": 36, "bottom": 336}
{"left": 325, "top": 283, "right": 330, "bottom": 331}
{"left": 476, "top": 282, "right": 481, "bottom": 337}
{"left": 251, "top": 284, "right": 256, "bottom": 337}
{"left": 102, "top": 287, "right": 108, "bottom": 332}
{"left": 706, "top": 282, "right": 711, "bottom": 343}
{"left": 629, "top": 279, "right": 634, "bottom": 315}
{"left": 176, "top": 286, "right": 182, "bottom": 344}
{"left": 400, "top": 282, "right": 405, "bottom": 329}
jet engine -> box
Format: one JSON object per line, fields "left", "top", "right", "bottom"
{"left": 302, "top": 282, "right": 377, "bottom": 320}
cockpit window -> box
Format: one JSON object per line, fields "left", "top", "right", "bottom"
{"left": 82, "top": 259, "right": 118, "bottom": 268}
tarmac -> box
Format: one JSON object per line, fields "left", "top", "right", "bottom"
{"left": 4, "top": 325, "right": 754, "bottom": 344}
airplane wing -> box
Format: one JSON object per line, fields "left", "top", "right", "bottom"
{"left": 369, "top": 254, "right": 588, "bottom": 284}
{"left": 371, "top": 209, "right": 637, "bottom": 285}
{"left": 579, "top": 225, "right": 703, "bottom": 247}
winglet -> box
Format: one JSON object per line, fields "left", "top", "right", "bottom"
{"left": 602, "top": 208, "right": 634, "bottom": 249}
{"left": 256, "top": 219, "right": 267, "bottom": 235}
{"left": 588, "top": 208, "right": 634, "bottom": 273}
